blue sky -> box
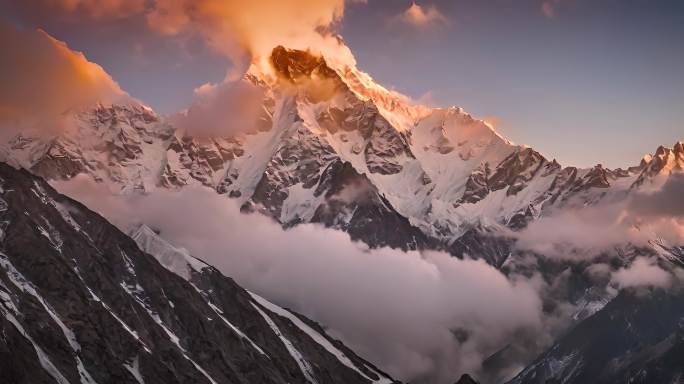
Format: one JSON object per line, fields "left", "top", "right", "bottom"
{"left": 5, "top": 0, "right": 683, "bottom": 168}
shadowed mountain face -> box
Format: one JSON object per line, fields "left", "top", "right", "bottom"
{"left": 509, "top": 288, "right": 684, "bottom": 384}
{"left": 0, "top": 163, "right": 395, "bottom": 384}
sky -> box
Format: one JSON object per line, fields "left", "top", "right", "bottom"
{"left": 2, "top": 0, "right": 683, "bottom": 168}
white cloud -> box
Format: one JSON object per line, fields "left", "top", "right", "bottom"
{"left": 53, "top": 176, "right": 544, "bottom": 383}
{"left": 513, "top": 202, "right": 642, "bottom": 260}
{"left": 611, "top": 257, "right": 673, "bottom": 289}
{"left": 514, "top": 174, "right": 684, "bottom": 261}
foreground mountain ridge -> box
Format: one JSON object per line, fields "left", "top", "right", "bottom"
{"left": 0, "top": 162, "right": 395, "bottom": 384}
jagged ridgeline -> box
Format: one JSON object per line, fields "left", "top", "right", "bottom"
{"left": 2, "top": 47, "right": 682, "bottom": 266}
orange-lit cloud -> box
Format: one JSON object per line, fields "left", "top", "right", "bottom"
{"left": 13, "top": 0, "right": 356, "bottom": 70}
{"left": 145, "top": 0, "right": 355, "bottom": 70}
{"left": 399, "top": 2, "right": 447, "bottom": 27}
{"left": 0, "top": 22, "right": 128, "bottom": 134}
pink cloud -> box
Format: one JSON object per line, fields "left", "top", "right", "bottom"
{"left": 0, "top": 22, "right": 128, "bottom": 135}
{"left": 611, "top": 257, "right": 673, "bottom": 289}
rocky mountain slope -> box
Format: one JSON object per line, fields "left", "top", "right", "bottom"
{"left": 0, "top": 162, "right": 394, "bottom": 384}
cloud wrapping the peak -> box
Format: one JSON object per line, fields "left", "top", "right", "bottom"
{"left": 145, "top": 0, "right": 356, "bottom": 68}
{"left": 629, "top": 173, "right": 684, "bottom": 218}
{"left": 11, "top": 0, "right": 358, "bottom": 72}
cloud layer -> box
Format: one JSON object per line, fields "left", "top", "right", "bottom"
{"left": 146, "top": 0, "right": 353, "bottom": 66}
{"left": 54, "top": 176, "right": 544, "bottom": 383}
{"left": 515, "top": 174, "right": 684, "bottom": 260}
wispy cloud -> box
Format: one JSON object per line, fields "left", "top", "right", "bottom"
{"left": 398, "top": 2, "right": 448, "bottom": 27}
{"left": 514, "top": 173, "right": 684, "bottom": 260}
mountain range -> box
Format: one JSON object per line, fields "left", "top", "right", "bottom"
{"left": 0, "top": 45, "right": 682, "bottom": 383}
{"left": 3, "top": 46, "right": 682, "bottom": 261}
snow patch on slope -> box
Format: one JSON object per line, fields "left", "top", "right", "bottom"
{"left": 251, "top": 292, "right": 393, "bottom": 384}
{"left": 130, "top": 225, "right": 209, "bottom": 280}
{"left": 251, "top": 301, "right": 319, "bottom": 384}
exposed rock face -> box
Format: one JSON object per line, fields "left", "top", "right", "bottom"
{"left": 0, "top": 163, "right": 395, "bottom": 384}
{"left": 308, "top": 160, "right": 430, "bottom": 250}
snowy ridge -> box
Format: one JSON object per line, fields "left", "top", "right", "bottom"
{"left": 250, "top": 292, "right": 394, "bottom": 384}
{"left": 123, "top": 356, "right": 145, "bottom": 384}
{"left": 0, "top": 277, "right": 72, "bottom": 384}
{"left": 206, "top": 300, "right": 268, "bottom": 356}
{"left": 0, "top": 252, "right": 99, "bottom": 384}
{"left": 130, "top": 224, "right": 209, "bottom": 280}
{"left": 132, "top": 222, "right": 393, "bottom": 383}
{"left": 130, "top": 224, "right": 269, "bottom": 356}
{"left": 117, "top": 238, "right": 221, "bottom": 384}
{"left": 251, "top": 302, "right": 319, "bottom": 384}
{"left": 0, "top": 305, "right": 71, "bottom": 384}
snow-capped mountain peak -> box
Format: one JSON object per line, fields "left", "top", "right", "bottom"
{"left": 0, "top": 44, "right": 681, "bottom": 265}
